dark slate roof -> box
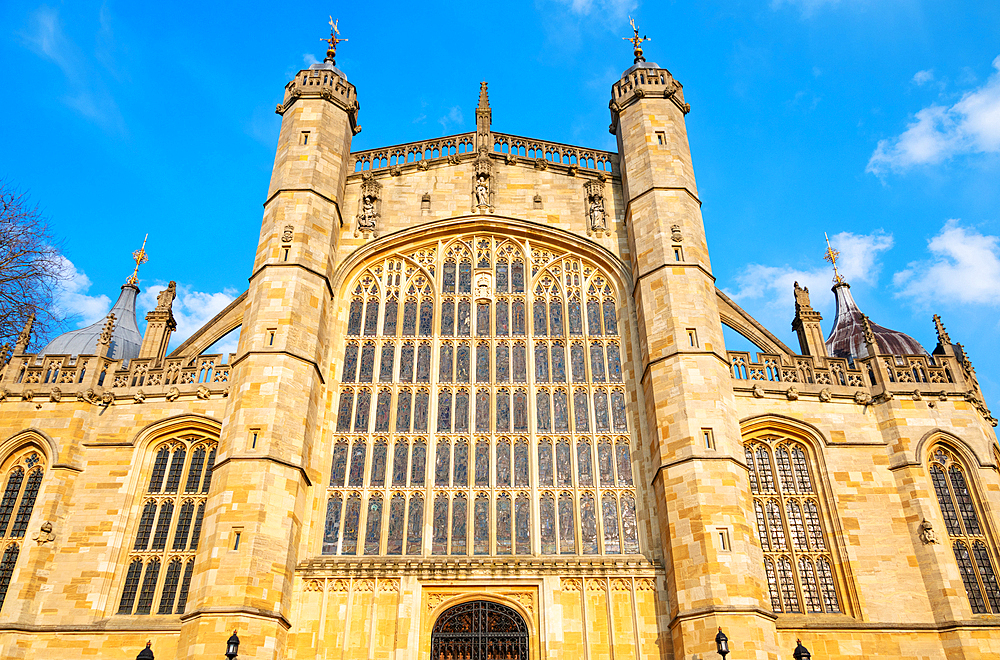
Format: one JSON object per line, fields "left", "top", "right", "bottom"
{"left": 39, "top": 284, "right": 142, "bottom": 361}
{"left": 824, "top": 282, "right": 926, "bottom": 360}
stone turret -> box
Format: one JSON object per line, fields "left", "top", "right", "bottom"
{"left": 791, "top": 281, "right": 828, "bottom": 359}
{"left": 137, "top": 281, "right": 177, "bottom": 365}
{"left": 609, "top": 27, "right": 777, "bottom": 660}
{"left": 176, "top": 22, "right": 360, "bottom": 660}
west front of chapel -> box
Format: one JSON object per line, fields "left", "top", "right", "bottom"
{"left": 0, "top": 25, "right": 997, "bottom": 660}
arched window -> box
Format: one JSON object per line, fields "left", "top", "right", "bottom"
{"left": 327, "top": 234, "right": 638, "bottom": 557}
{"left": 744, "top": 436, "right": 842, "bottom": 615}
{"left": 431, "top": 600, "right": 528, "bottom": 660}
{"left": 0, "top": 447, "right": 46, "bottom": 612}
{"left": 118, "top": 435, "right": 216, "bottom": 615}
{"left": 929, "top": 446, "right": 1000, "bottom": 613}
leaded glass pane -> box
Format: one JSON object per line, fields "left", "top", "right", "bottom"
{"left": 411, "top": 441, "right": 427, "bottom": 486}
{"left": 551, "top": 342, "right": 566, "bottom": 382}
{"left": 568, "top": 298, "right": 583, "bottom": 335}
{"left": 973, "top": 541, "right": 1000, "bottom": 612}
{"left": 437, "top": 390, "right": 452, "bottom": 433}
{"left": 459, "top": 261, "right": 472, "bottom": 293}
{"left": 611, "top": 391, "right": 627, "bottom": 433}
{"left": 496, "top": 300, "right": 509, "bottom": 336}
{"left": 443, "top": 261, "right": 456, "bottom": 293}
{"left": 537, "top": 494, "right": 555, "bottom": 554}
{"left": 764, "top": 558, "right": 782, "bottom": 612}
{"left": 452, "top": 495, "right": 468, "bottom": 554}
{"left": 598, "top": 440, "right": 614, "bottom": 487}
{"left": 556, "top": 440, "right": 572, "bottom": 487}
{"left": 348, "top": 299, "right": 363, "bottom": 335}
{"left": 134, "top": 501, "right": 156, "bottom": 551}
{"left": 375, "top": 390, "right": 392, "bottom": 433}
{"left": 580, "top": 493, "right": 598, "bottom": 554}
{"left": 512, "top": 300, "right": 526, "bottom": 335}
{"left": 515, "top": 495, "right": 531, "bottom": 554}
{"left": 454, "top": 442, "right": 469, "bottom": 487}
{"left": 615, "top": 440, "right": 633, "bottom": 486}
{"left": 432, "top": 495, "right": 449, "bottom": 555}
{"left": 354, "top": 389, "right": 371, "bottom": 432}
{"left": 441, "top": 300, "right": 455, "bottom": 336}
{"left": 533, "top": 300, "right": 547, "bottom": 336}
{"left": 392, "top": 442, "right": 409, "bottom": 487}
{"left": 496, "top": 495, "right": 512, "bottom": 555}
{"left": 559, "top": 493, "right": 576, "bottom": 554}
{"left": 349, "top": 441, "right": 367, "bottom": 487}
{"left": 496, "top": 343, "right": 509, "bottom": 382}
{"left": 399, "top": 343, "right": 415, "bottom": 382}
{"left": 402, "top": 300, "right": 417, "bottom": 336}
{"left": 323, "top": 495, "right": 343, "bottom": 554}
{"left": 573, "top": 389, "right": 590, "bottom": 433}
{"left": 539, "top": 440, "right": 553, "bottom": 486}
{"left": 754, "top": 500, "right": 770, "bottom": 550}
{"left": 590, "top": 343, "right": 606, "bottom": 382}
{"left": 474, "top": 496, "right": 490, "bottom": 554}
{"left": 359, "top": 343, "right": 376, "bottom": 382}
{"left": 816, "top": 557, "right": 841, "bottom": 613}
{"left": 342, "top": 343, "right": 358, "bottom": 382}
{"left": 455, "top": 390, "right": 470, "bottom": 433}
{"left": 603, "top": 300, "right": 618, "bottom": 335}
{"left": 135, "top": 559, "right": 160, "bottom": 615}
{"left": 387, "top": 495, "right": 405, "bottom": 555}
{"left": 536, "top": 391, "right": 551, "bottom": 432}
{"left": 334, "top": 389, "right": 353, "bottom": 431}
{"left": 364, "top": 298, "right": 379, "bottom": 335}
{"left": 776, "top": 447, "right": 795, "bottom": 493}
{"left": 766, "top": 500, "right": 787, "bottom": 550}
{"left": 148, "top": 449, "right": 168, "bottom": 493}
{"left": 414, "top": 389, "right": 430, "bottom": 432}
{"left": 379, "top": 345, "right": 395, "bottom": 382}
{"left": 621, "top": 493, "right": 639, "bottom": 553}
{"left": 435, "top": 441, "right": 451, "bottom": 487}
{"left": 383, "top": 298, "right": 398, "bottom": 336}
{"left": 513, "top": 389, "right": 528, "bottom": 431}
{"left": 535, "top": 343, "right": 549, "bottom": 382}
{"left": 496, "top": 440, "right": 511, "bottom": 487}
{"left": 950, "top": 466, "right": 982, "bottom": 536}
{"left": 756, "top": 447, "right": 775, "bottom": 492}
{"left": 554, "top": 390, "right": 570, "bottom": 432}
{"left": 577, "top": 441, "right": 594, "bottom": 486}
{"left": 594, "top": 391, "right": 610, "bottom": 433}
{"left": 407, "top": 496, "right": 424, "bottom": 554}
{"left": 456, "top": 343, "right": 470, "bottom": 382}
{"left": 799, "top": 557, "right": 822, "bottom": 613}
{"left": 370, "top": 441, "right": 387, "bottom": 487}
{"left": 550, "top": 300, "right": 564, "bottom": 336}
{"left": 165, "top": 449, "right": 185, "bottom": 494}
{"left": 602, "top": 495, "right": 621, "bottom": 554}
{"left": 396, "top": 390, "right": 412, "bottom": 433}
{"left": 512, "top": 260, "right": 525, "bottom": 292}
{"left": 117, "top": 560, "right": 142, "bottom": 614}
{"left": 477, "top": 302, "right": 490, "bottom": 336}
{"left": 514, "top": 440, "right": 529, "bottom": 487}
{"left": 364, "top": 496, "right": 383, "bottom": 555}
{"left": 804, "top": 500, "right": 825, "bottom": 550}
{"left": 457, "top": 300, "right": 471, "bottom": 336}
{"left": 173, "top": 501, "right": 195, "bottom": 551}
{"left": 607, "top": 343, "right": 622, "bottom": 382}
{"left": 587, "top": 300, "right": 601, "bottom": 335}
{"left": 419, "top": 299, "right": 434, "bottom": 336}
{"left": 787, "top": 501, "right": 807, "bottom": 550}
{"left": 571, "top": 343, "right": 586, "bottom": 383}
{"left": 439, "top": 344, "right": 454, "bottom": 382}
{"left": 416, "top": 343, "right": 431, "bottom": 382}
{"left": 931, "top": 465, "right": 961, "bottom": 536}
{"left": 476, "top": 442, "right": 490, "bottom": 487}
{"left": 497, "top": 389, "right": 511, "bottom": 432}
{"left": 791, "top": 447, "right": 813, "bottom": 492}
{"left": 477, "top": 344, "right": 490, "bottom": 382}
{"left": 777, "top": 557, "right": 800, "bottom": 613}
{"left": 496, "top": 261, "right": 509, "bottom": 292}
{"left": 343, "top": 496, "right": 361, "bottom": 554}
{"left": 956, "top": 541, "right": 988, "bottom": 612}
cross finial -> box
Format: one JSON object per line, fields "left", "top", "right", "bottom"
{"left": 623, "top": 16, "right": 651, "bottom": 64}
{"left": 322, "top": 17, "right": 348, "bottom": 64}
{"left": 823, "top": 232, "right": 844, "bottom": 284}
{"left": 126, "top": 234, "right": 148, "bottom": 286}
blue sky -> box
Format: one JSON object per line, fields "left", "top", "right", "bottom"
{"left": 2, "top": 1, "right": 999, "bottom": 413}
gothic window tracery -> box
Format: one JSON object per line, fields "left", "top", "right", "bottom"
{"left": 326, "top": 234, "right": 639, "bottom": 556}
{"left": 744, "top": 436, "right": 842, "bottom": 615}
{"left": 929, "top": 446, "right": 1000, "bottom": 613}
{"left": 118, "top": 436, "right": 215, "bottom": 616}
{"left": 0, "top": 448, "right": 45, "bottom": 613}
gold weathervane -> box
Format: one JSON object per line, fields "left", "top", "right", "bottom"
{"left": 126, "top": 234, "right": 149, "bottom": 286}
{"left": 823, "top": 232, "right": 844, "bottom": 284}
{"left": 623, "top": 16, "right": 650, "bottom": 64}
{"left": 322, "top": 17, "right": 347, "bottom": 64}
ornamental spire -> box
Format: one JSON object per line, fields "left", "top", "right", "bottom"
{"left": 126, "top": 234, "right": 148, "bottom": 286}
{"left": 623, "top": 16, "right": 650, "bottom": 64}
{"left": 823, "top": 232, "right": 845, "bottom": 284}
{"left": 322, "top": 17, "right": 348, "bottom": 65}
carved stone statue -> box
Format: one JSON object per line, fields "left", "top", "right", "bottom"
{"left": 359, "top": 194, "right": 378, "bottom": 230}
{"left": 471, "top": 150, "right": 494, "bottom": 213}
{"left": 918, "top": 518, "right": 939, "bottom": 545}
{"left": 793, "top": 282, "right": 811, "bottom": 310}
{"left": 589, "top": 198, "right": 607, "bottom": 232}
{"left": 33, "top": 521, "right": 55, "bottom": 545}
{"left": 156, "top": 282, "right": 177, "bottom": 311}
{"left": 475, "top": 174, "right": 490, "bottom": 207}
{"left": 355, "top": 177, "right": 382, "bottom": 237}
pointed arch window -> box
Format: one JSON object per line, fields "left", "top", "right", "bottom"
{"left": 118, "top": 436, "right": 216, "bottom": 616}
{"left": 329, "top": 235, "right": 639, "bottom": 558}
{"left": 744, "top": 436, "right": 843, "bottom": 615}
{"left": 929, "top": 447, "right": 1000, "bottom": 613}
{"left": 0, "top": 448, "right": 46, "bottom": 613}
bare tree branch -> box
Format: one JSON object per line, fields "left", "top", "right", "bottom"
{"left": 0, "top": 179, "right": 67, "bottom": 350}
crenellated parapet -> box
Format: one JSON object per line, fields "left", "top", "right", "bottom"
{"left": 609, "top": 65, "right": 689, "bottom": 135}
{"left": 276, "top": 67, "right": 360, "bottom": 135}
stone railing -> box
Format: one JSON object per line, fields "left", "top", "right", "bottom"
{"left": 491, "top": 132, "right": 617, "bottom": 175}
{"left": 0, "top": 352, "right": 234, "bottom": 405}
{"left": 351, "top": 133, "right": 477, "bottom": 172}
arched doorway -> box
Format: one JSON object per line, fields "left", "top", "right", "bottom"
{"left": 431, "top": 600, "right": 529, "bottom": 660}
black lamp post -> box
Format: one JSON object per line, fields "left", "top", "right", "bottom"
{"left": 715, "top": 627, "right": 729, "bottom": 659}
{"left": 793, "top": 639, "right": 811, "bottom": 660}
{"left": 225, "top": 630, "right": 240, "bottom": 660}
{"left": 136, "top": 641, "right": 154, "bottom": 660}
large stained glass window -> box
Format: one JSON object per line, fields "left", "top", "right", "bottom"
{"left": 928, "top": 447, "right": 1000, "bottom": 614}
{"left": 326, "top": 235, "right": 639, "bottom": 556}
{"left": 0, "top": 448, "right": 46, "bottom": 613}
{"left": 745, "top": 436, "right": 842, "bottom": 615}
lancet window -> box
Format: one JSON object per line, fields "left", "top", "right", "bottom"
{"left": 745, "top": 436, "right": 842, "bottom": 615}
{"left": 929, "top": 446, "right": 1000, "bottom": 614}
{"left": 0, "top": 448, "right": 45, "bottom": 613}
{"left": 118, "top": 436, "right": 216, "bottom": 616}
{"left": 326, "top": 234, "right": 639, "bottom": 557}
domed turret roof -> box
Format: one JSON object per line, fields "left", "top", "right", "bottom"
{"left": 40, "top": 284, "right": 142, "bottom": 361}
{"left": 824, "top": 282, "right": 926, "bottom": 360}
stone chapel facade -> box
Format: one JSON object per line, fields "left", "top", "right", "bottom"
{"left": 0, "top": 31, "right": 998, "bottom": 660}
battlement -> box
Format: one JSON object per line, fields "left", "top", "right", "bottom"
{"left": 609, "top": 65, "right": 689, "bottom": 134}
{"left": 276, "top": 67, "right": 359, "bottom": 132}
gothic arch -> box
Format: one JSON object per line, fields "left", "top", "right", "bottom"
{"left": 0, "top": 429, "right": 58, "bottom": 470}
{"left": 916, "top": 429, "right": 994, "bottom": 471}
{"left": 429, "top": 597, "right": 532, "bottom": 660}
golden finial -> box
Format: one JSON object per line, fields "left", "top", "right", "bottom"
{"left": 126, "top": 234, "right": 148, "bottom": 286}
{"left": 623, "top": 16, "right": 651, "bottom": 64}
{"left": 823, "top": 232, "right": 844, "bottom": 284}
{"left": 322, "top": 17, "right": 348, "bottom": 64}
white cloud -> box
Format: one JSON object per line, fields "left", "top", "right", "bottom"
{"left": 51, "top": 257, "right": 112, "bottom": 326}
{"left": 894, "top": 220, "right": 1000, "bottom": 306}
{"left": 138, "top": 283, "right": 239, "bottom": 353}
{"left": 438, "top": 106, "right": 464, "bottom": 132}
{"left": 912, "top": 69, "right": 935, "bottom": 86}
{"left": 303, "top": 53, "right": 319, "bottom": 67}
{"left": 554, "top": 0, "right": 636, "bottom": 16}
{"left": 725, "top": 230, "right": 894, "bottom": 321}
{"left": 867, "top": 55, "right": 1000, "bottom": 175}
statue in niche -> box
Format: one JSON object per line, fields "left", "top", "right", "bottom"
{"left": 471, "top": 149, "right": 494, "bottom": 213}
{"left": 584, "top": 179, "right": 609, "bottom": 236}
{"left": 475, "top": 174, "right": 490, "bottom": 208}
{"left": 355, "top": 177, "right": 382, "bottom": 238}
